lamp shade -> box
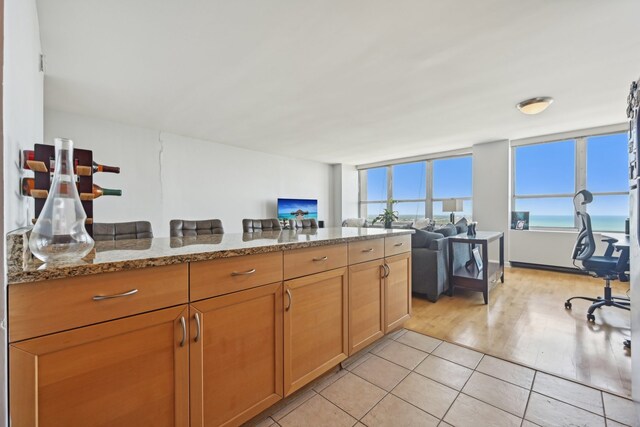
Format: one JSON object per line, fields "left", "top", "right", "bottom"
{"left": 443, "top": 199, "right": 463, "bottom": 212}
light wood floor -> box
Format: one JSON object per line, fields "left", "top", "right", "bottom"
{"left": 405, "top": 266, "right": 632, "bottom": 397}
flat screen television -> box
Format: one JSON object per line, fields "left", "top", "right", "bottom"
{"left": 277, "top": 198, "right": 318, "bottom": 221}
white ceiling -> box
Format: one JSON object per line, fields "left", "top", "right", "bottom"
{"left": 37, "top": 1, "right": 640, "bottom": 165}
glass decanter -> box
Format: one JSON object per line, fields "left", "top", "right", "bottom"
{"left": 29, "top": 138, "right": 94, "bottom": 262}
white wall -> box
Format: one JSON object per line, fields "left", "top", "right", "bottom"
{"left": 331, "top": 164, "right": 358, "bottom": 224}
{"left": 3, "top": 1, "right": 43, "bottom": 424}
{"left": 44, "top": 110, "right": 334, "bottom": 236}
{"left": 472, "top": 140, "right": 510, "bottom": 260}
{"left": 4, "top": 0, "right": 42, "bottom": 232}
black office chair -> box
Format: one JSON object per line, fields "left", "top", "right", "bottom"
{"left": 564, "top": 190, "right": 630, "bottom": 322}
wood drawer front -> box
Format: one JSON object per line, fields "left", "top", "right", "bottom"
{"left": 190, "top": 252, "right": 283, "bottom": 301}
{"left": 348, "top": 238, "right": 384, "bottom": 264}
{"left": 385, "top": 234, "right": 411, "bottom": 256}
{"left": 8, "top": 264, "right": 188, "bottom": 343}
{"left": 283, "top": 244, "right": 347, "bottom": 280}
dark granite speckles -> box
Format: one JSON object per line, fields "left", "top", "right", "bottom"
{"left": 7, "top": 227, "right": 414, "bottom": 285}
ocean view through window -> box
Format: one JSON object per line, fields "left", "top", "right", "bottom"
{"left": 359, "top": 155, "right": 473, "bottom": 224}
{"left": 513, "top": 131, "right": 628, "bottom": 231}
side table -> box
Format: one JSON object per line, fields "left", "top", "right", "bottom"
{"left": 448, "top": 231, "right": 504, "bottom": 304}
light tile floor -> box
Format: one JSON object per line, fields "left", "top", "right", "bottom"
{"left": 245, "top": 329, "right": 636, "bottom": 427}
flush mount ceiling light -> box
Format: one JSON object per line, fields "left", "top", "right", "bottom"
{"left": 516, "top": 96, "right": 554, "bottom": 115}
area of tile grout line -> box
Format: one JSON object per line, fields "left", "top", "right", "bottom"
{"left": 243, "top": 329, "right": 634, "bottom": 427}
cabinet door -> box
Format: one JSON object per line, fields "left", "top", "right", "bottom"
{"left": 384, "top": 252, "right": 412, "bottom": 333}
{"left": 9, "top": 305, "right": 189, "bottom": 427}
{"left": 349, "top": 259, "right": 385, "bottom": 355}
{"left": 190, "top": 283, "right": 283, "bottom": 427}
{"left": 284, "top": 268, "right": 348, "bottom": 396}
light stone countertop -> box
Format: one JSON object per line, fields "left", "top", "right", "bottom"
{"left": 7, "top": 227, "right": 414, "bottom": 285}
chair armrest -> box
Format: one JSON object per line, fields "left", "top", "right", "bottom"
{"left": 428, "top": 238, "right": 446, "bottom": 251}
{"left": 601, "top": 238, "right": 617, "bottom": 257}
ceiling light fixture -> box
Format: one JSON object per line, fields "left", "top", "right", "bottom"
{"left": 516, "top": 96, "right": 554, "bottom": 115}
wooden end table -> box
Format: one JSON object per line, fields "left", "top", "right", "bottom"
{"left": 447, "top": 231, "right": 504, "bottom": 304}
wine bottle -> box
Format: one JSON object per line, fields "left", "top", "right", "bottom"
{"left": 92, "top": 161, "right": 120, "bottom": 174}
{"left": 21, "top": 178, "right": 122, "bottom": 199}
{"left": 22, "top": 150, "right": 120, "bottom": 175}
{"left": 88, "top": 183, "right": 122, "bottom": 199}
{"left": 21, "top": 150, "right": 34, "bottom": 169}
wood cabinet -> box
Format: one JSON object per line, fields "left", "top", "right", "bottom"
{"left": 9, "top": 264, "right": 188, "bottom": 342}
{"left": 348, "top": 238, "right": 384, "bottom": 265}
{"left": 8, "top": 233, "right": 412, "bottom": 425}
{"left": 190, "top": 283, "right": 283, "bottom": 427}
{"left": 190, "top": 252, "right": 283, "bottom": 301}
{"left": 283, "top": 244, "right": 347, "bottom": 280}
{"left": 384, "top": 251, "right": 412, "bottom": 333}
{"left": 9, "top": 305, "right": 189, "bottom": 427}
{"left": 348, "top": 259, "right": 385, "bottom": 355}
{"left": 284, "top": 268, "right": 348, "bottom": 396}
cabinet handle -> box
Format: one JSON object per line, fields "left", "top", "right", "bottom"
{"left": 179, "top": 316, "right": 186, "bottom": 347}
{"left": 286, "top": 289, "right": 292, "bottom": 311}
{"left": 92, "top": 288, "right": 138, "bottom": 301}
{"left": 394, "top": 242, "right": 404, "bottom": 247}
{"left": 362, "top": 248, "right": 374, "bottom": 253}
{"left": 380, "top": 264, "right": 386, "bottom": 278}
{"left": 383, "top": 264, "right": 390, "bottom": 278}
{"left": 194, "top": 313, "right": 201, "bottom": 343}
{"left": 231, "top": 268, "right": 256, "bottom": 276}
{"left": 312, "top": 256, "right": 328, "bottom": 262}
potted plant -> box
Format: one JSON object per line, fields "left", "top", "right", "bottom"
{"left": 372, "top": 200, "right": 399, "bottom": 229}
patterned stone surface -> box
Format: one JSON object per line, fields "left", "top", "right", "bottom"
{"left": 7, "top": 227, "right": 413, "bottom": 284}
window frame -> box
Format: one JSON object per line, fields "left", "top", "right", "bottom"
{"left": 358, "top": 154, "right": 473, "bottom": 222}
{"left": 511, "top": 129, "right": 629, "bottom": 231}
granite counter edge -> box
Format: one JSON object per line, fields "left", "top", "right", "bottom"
{"left": 7, "top": 230, "right": 414, "bottom": 285}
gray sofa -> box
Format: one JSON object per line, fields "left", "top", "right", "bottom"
{"left": 411, "top": 222, "right": 472, "bottom": 302}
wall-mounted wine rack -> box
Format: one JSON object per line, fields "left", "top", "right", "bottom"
{"left": 24, "top": 144, "right": 95, "bottom": 236}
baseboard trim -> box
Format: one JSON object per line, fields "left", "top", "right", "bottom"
{"left": 509, "top": 261, "right": 586, "bottom": 275}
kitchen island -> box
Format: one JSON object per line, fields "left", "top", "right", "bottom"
{"left": 7, "top": 227, "right": 413, "bottom": 427}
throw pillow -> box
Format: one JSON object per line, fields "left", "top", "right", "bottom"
{"left": 413, "top": 218, "right": 431, "bottom": 230}
{"left": 434, "top": 224, "right": 457, "bottom": 237}
{"left": 411, "top": 229, "right": 443, "bottom": 248}
{"left": 455, "top": 217, "right": 468, "bottom": 234}
{"left": 342, "top": 218, "right": 366, "bottom": 227}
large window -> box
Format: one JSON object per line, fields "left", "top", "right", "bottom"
{"left": 359, "top": 155, "right": 473, "bottom": 223}
{"left": 513, "top": 131, "right": 628, "bottom": 231}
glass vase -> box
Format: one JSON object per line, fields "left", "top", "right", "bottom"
{"left": 29, "top": 138, "right": 94, "bottom": 262}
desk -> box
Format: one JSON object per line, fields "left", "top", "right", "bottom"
{"left": 602, "top": 233, "right": 630, "bottom": 272}
{"left": 447, "top": 231, "right": 504, "bottom": 304}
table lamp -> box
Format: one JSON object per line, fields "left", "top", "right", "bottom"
{"left": 443, "top": 199, "right": 463, "bottom": 223}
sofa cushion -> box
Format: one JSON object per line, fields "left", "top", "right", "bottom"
{"left": 413, "top": 218, "right": 432, "bottom": 230}
{"left": 411, "top": 229, "right": 443, "bottom": 248}
{"left": 455, "top": 217, "right": 468, "bottom": 234}
{"left": 434, "top": 224, "right": 457, "bottom": 237}
{"left": 342, "top": 218, "right": 367, "bottom": 227}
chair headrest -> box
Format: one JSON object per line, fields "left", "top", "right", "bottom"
{"left": 573, "top": 189, "right": 593, "bottom": 209}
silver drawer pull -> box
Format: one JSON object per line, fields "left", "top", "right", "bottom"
{"left": 394, "top": 242, "right": 404, "bottom": 247}
{"left": 92, "top": 289, "right": 138, "bottom": 301}
{"left": 194, "top": 313, "right": 201, "bottom": 343}
{"left": 286, "top": 289, "right": 292, "bottom": 311}
{"left": 312, "top": 256, "right": 328, "bottom": 262}
{"left": 231, "top": 268, "right": 256, "bottom": 276}
{"left": 362, "top": 248, "right": 374, "bottom": 253}
{"left": 179, "top": 316, "right": 186, "bottom": 347}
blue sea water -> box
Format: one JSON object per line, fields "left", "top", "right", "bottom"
{"left": 529, "top": 215, "right": 626, "bottom": 232}
{"left": 376, "top": 214, "right": 627, "bottom": 232}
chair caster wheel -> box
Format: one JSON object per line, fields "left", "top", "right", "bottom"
{"left": 587, "top": 313, "right": 595, "bottom": 322}
{"left": 565, "top": 301, "right": 572, "bottom": 309}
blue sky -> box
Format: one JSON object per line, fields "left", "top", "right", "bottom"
{"left": 365, "top": 132, "right": 629, "bottom": 222}
{"left": 514, "top": 133, "right": 628, "bottom": 216}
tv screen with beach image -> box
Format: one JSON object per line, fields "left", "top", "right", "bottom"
{"left": 277, "top": 198, "right": 318, "bottom": 221}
